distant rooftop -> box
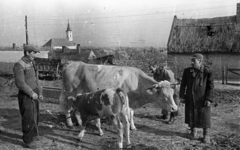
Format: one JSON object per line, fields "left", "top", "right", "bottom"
{"left": 43, "top": 38, "right": 75, "bottom": 47}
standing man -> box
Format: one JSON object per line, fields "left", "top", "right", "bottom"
{"left": 150, "top": 64, "right": 180, "bottom": 124}
{"left": 179, "top": 53, "right": 214, "bottom": 144}
{"left": 13, "top": 45, "right": 43, "bottom": 149}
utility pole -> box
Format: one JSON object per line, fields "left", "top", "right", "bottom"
{"left": 25, "top": 15, "right": 29, "bottom": 45}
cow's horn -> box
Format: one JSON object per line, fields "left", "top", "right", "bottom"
{"left": 67, "top": 96, "right": 76, "bottom": 101}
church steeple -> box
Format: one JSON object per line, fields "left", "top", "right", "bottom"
{"left": 66, "top": 20, "right": 73, "bottom": 41}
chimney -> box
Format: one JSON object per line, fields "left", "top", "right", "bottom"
{"left": 77, "top": 44, "right": 81, "bottom": 53}
{"left": 23, "top": 44, "right": 25, "bottom": 51}
{"left": 62, "top": 46, "right": 66, "bottom": 53}
{"left": 12, "top": 43, "right": 16, "bottom": 50}
{"left": 237, "top": 3, "right": 240, "bottom": 24}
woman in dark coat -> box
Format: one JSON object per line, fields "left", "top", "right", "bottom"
{"left": 179, "top": 53, "right": 214, "bottom": 144}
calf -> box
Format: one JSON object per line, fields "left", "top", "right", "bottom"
{"left": 68, "top": 88, "right": 131, "bottom": 149}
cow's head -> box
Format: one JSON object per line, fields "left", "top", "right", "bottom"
{"left": 99, "top": 88, "right": 126, "bottom": 124}
{"left": 146, "top": 80, "right": 178, "bottom": 112}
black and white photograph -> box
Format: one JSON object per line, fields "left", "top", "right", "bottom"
{"left": 0, "top": 0, "right": 240, "bottom": 149}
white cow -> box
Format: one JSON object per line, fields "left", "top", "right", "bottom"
{"left": 59, "top": 61, "right": 178, "bottom": 146}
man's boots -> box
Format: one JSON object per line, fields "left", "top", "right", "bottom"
{"left": 23, "top": 141, "right": 41, "bottom": 149}
{"left": 190, "top": 127, "right": 198, "bottom": 139}
{"left": 160, "top": 109, "right": 168, "bottom": 120}
{"left": 159, "top": 115, "right": 168, "bottom": 120}
{"left": 167, "top": 113, "right": 176, "bottom": 124}
{"left": 203, "top": 128, "right": 211, "bottom": 144}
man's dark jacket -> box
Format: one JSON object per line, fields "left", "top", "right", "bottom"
{"left": 179, "top": 65, "right": 214, "bottom": 128}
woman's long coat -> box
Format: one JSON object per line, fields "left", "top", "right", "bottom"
{"left": 179, "top": 66, "right": 214, "bottom": 128}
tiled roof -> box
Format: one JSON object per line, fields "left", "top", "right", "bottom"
{"left": 43, "top": 38, "right": 76, "bottom": 47}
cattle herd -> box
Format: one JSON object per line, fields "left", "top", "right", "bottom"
{"left": 59, "top": 61, "right": 178, "bottom": 148}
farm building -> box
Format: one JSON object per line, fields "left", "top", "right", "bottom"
{"left": 167, "top": 3, "right": 240, "bottom": 53}
{"left": 166, "top": 3, "right": 240, "bottom": 81}
{"left": 43, "top": 21, "right": 78, "bottom": 50}
{"left": 48, "top": 45, "right": 114, "bottom": 65}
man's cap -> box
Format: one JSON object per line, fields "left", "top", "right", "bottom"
{"left": 24, "top": 45, "right": 40, "bottom": 53}
{"left": 190, "top": 53, "right": 203, "bottom": 60}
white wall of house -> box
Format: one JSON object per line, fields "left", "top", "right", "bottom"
{"left": 52, "top": 46, "right": 76, "bottom": 50}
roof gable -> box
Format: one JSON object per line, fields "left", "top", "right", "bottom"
{"left": 78, "top": 49, "right": 108, "bottom": 58}
{"left": 88, "top": 51, "right": 96, "bottom": 59}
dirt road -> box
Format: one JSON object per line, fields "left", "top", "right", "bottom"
{"left": 0, "top": 76, "right": 239, "bottom": 150}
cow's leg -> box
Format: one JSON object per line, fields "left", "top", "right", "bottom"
{"left": 129, "top": 108, "right": 137, "bottom": 130}
{"left": 112, "top": 117, "right": 124, "bottom": 149}
{"left": 60, "top": 92, "right": 74, "bottom": 127}
{"left": 94, "top": 119, "right": 103, "bottom": 136}
{"left": 125, "top": 96, "right": 136, "bottom": 131}
{"left": 78, "top": 129, "right": 86, "bottom": 141}
{"left": 121, "top": 113, "right": 131, "bottom": 147}
{"left": 75, "top": 111, "right": 82, "bottom": 126}
{"left": 66, "top": 110, "right": 73, "bottom": 127}
{"left": 78, "top": 116, "right": 88, "bottom": 140}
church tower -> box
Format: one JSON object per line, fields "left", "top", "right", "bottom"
{"left": 66, "top": 20, "right": 73, "bottom": 41}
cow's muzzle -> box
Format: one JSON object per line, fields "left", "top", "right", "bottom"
{"left": 171, "top": 105, "right": 178, "bottom": 112}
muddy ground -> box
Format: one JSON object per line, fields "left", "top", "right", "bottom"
{"left": 0, "top": 75, "right": 240, "bottom": 150}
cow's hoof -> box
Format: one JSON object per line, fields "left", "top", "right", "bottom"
{"left": 98, "top": 129, "right": 104, "bottom": 136}
{"left": 117, "top": 143, "right": 123, "bottom": 149}
{"left": 167, "top": 117, "right": 176, "bottom": 124}
{"left": 99, "top": 132, "right": 104, "bottom": 136}
{"left": 78, "top": 135, "right": 84, "bottom": 141}
{"left": 131, "top": 127, "right": 137, "bottom": 131}
{"left": 126, "top": 144, "right": 132, "bottom": 148}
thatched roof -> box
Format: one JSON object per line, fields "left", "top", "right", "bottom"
{"left": 167, "top": 15, "right": 240, "bottom": 53}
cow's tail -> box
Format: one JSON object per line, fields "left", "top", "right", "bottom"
{"left": 59, "top": 62, "right": 66, "bottom": 112}
{"left": 60, "top": 89, "right": 74, "bottom": 112}
{"left": 59, "top": 89, "right": 67, "bottom": 112}
{"left": 59, "top": 62, "right": 70, "bottom": 113}
{"left": 115, "top": 88, "right": 126, "bottom": 106}
{"left": 115, "top": 88, "right": 133, "bottom": 126}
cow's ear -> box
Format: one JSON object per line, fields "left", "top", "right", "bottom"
{"left": 146, "top": 87, "right": 157, "bottom": 95}
{"left": 150, "top": 65, "right": 154, "bottom": 70}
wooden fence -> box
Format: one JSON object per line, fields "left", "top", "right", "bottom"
{"left": 222, "top": 64, "right": 240, "bottom": 85}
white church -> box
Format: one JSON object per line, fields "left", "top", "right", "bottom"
{"left": 43, "top": 21, "right": 77, "bottom": 49}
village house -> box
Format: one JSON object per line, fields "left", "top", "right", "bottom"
{"left": 167, "top": 3, "right": 240, "bottom": 54}
{"left": 167, "top": 3, "right": 240, "bottom": 81}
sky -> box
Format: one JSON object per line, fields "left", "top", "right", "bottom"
{"left": 0, "top": 0, "right": 240, "bottom": 48}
